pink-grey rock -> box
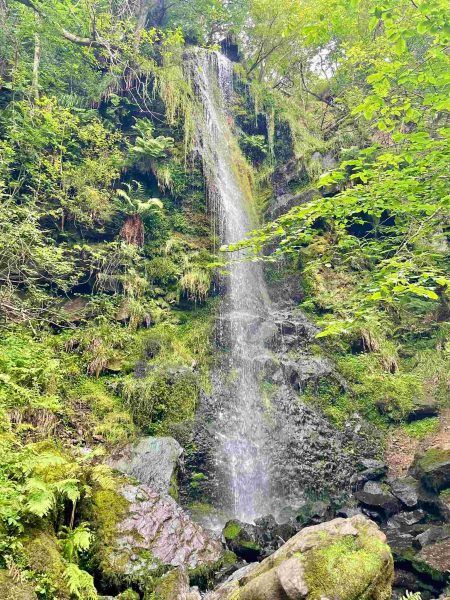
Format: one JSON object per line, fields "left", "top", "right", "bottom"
{"left": 104, "top": 484, "right": 223, "bottom": 579}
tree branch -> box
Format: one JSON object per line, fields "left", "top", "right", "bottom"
{"left": 13, "top": 0, "right": 110, "bottom": 48}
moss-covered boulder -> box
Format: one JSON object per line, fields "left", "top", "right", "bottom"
{"left": 205, "top": 516, "right": 393, "bottom": 600}
{"left": 0, "top": 571, "right": 37, "bottom": 600}
{"left": 91, "top": 483, "right": 224, "bottom": 586}
{"left": 21, "top": 529, "right": 70, "bottom": 599}
{"left": 412, "top": 446, "right": 450, "bottom": 493}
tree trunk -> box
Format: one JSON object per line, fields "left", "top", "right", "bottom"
{"left": 120, "top": 213, "right": 145, "bottom": 247}
{"left": 31, "top": 16, "right": 41, "bottom": 99}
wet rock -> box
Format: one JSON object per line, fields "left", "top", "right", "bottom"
{"left": 386, "top": 529, "right": 416, "bottom": 552}
{"left": 267, "top": 188, "right": 321, "bottom": 220}
{"left": 205, "top": 516, "right": 393, "bottom": 600}
{"left": 412, "top": 447, "right": 450, "bottom": 493}
{"left": 336, "top": 506, "right": 363, "bottom": 518}
{"left": 414, "top": 525, "right": 450, "bottom": 550}
{"left": 222, "top": 520, "right": 262, "bottom": 561}
{"left": 254, "top": 514, "right": 297, "bottom": 553}
{"left": 388, "top": 510, "right": 426, "bottom": 529}
{"left": 358, "top": 459, "right": 388, "bottom": 481}
{"left": 95, "top": 484, "right": 223, "bottom": 582}
{"left": 281, "top": 356, "right": 334, "bottom": 392}
{"left": 296, "top": 500, "right": 333, "bottom": 526}
{"left": 356, "top": 481, "right": 402, "bottom": 517}
{"left": 108, "top": 436, "right": 182, "bottom": 495}
{"left": 389, "top": 476, "right": 421, "bottom": 508}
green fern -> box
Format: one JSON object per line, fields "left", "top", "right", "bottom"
{"left": 60, "top": 523, "right": 92, "bottom": 563}
{"left": 63, "top": 563, "right": 98, "bottom": 600}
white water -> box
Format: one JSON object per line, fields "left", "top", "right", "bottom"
{"left": 188, "top": 50, "right": 274, "bottom": 522}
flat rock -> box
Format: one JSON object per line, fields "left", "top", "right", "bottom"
{"left": 109, "top": 436, "right": 182, "bottom": 494}
{"left": 414, "top": 525, "right": 450, "bottom": 550}
{"left": 414, "top": 540, "right": 450, "bottom": 582}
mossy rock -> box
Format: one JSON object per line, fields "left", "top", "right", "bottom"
{"left": 0, "top": 571, "right": 37, "bottom": 600}
{"left": 413, "top": 447, "right": 450, "bottom": 492}
{"left": 21, "top": 529, "right": 70, "bottom": 599}
{"left": 205, "top": 516, "right": 393, "bottom": 600}
{"left": 90, "top": 483, "right": 224, "bottom": 589}
{"left": 153, "top": 567, "right": 189, "bottom": 599}
{"left": 222, "top": 520, "right": 262, "bottom": 561}
{"left": 88, "top": 487, "right": 131, "bottom": 580}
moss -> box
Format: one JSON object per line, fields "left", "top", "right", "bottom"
{"left": 0, "top": 571, "right": 37, "bottom": 600}
{"left": 439, "top": 488, "right": 450, "bottom": 502}
{"left": 90, "top": 487, "right": 130, "bottom": 577}
{"left": 223, "top": 521, "right": 242, "bottom": 541}
{"left": 21, "top": 529, "right": 70, "bottom": 599}
{"left": 304, "top": 532, "right": 392, "bottom": 600}
{"left": 403, "top": 417, "right": 440, "bottom": 439}
{"left": 188, "top": 550, "right": 237, "bottom": 591}
{"left": 417, "top": 448, "right": 450, "bottom": 472}
{"left": 117, "top": 590, "right": 140, "bottom": 600}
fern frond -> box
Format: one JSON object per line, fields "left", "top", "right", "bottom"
{"left": 63, "top": 563, "right": 98, "bottom": 600}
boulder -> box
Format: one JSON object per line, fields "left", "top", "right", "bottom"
{"left": 387, "top": 510, "right": 426, "bottom": 529}
{"left": 356, "top": 481, "right": 402, "bottom": 517}
{"left": 92, "top": 484, "right": 224, "bottom": 583}
{"left": 389, "top": 476, "right": 421, "bottom": 508}
{"left": 205, "top": 516, "right": 393, "bottom": 600}
{"left": 153, "top": 567, "right": 201, "bottom": 600}
{"left": 296, "top": 500, "right": 333, "bottom": 526}
{"left": 358, "top": 459, "right": 388, "bottom": 482}
{"left": 109, "top": 436, "right": 182, "bottom": 496}
{"left": 414, "top": 525, "right": 450, "bottom": 550}
{"left": 413, "top": 540, "right": 450, "bottom": 583}
{"left": 412, "top": 447, "right": 450, "bottom": 493}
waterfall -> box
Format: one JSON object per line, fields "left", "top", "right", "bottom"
{"left": 186, "top": 50, "right": 359, "bottom": 527}
{"left": 188, "top": 50, "right": 274, "bottom": 522}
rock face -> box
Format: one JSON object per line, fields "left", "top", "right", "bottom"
{"left": 94, "top": 484, "right": 223, "bottom": 581}
{"left": 108, "top": 436, "right": 182, "bottom": 495}
{"left": 205, "top": 516, "right": 393, "bottom": 600}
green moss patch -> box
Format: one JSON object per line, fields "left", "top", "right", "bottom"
{"left": 304, "top": 534, "right": 391, "bottom": 600}
{"left": 223, "top": 521, "right": 242, "bottom": 541}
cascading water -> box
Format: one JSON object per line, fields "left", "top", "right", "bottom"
{"left": 186, "top": 49, "right": 360, "bottom": 526}
{"left": 188, "top": 50, "right": 273, "bottom": 522}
